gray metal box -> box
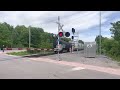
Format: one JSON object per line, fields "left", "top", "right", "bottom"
{"left": 84, "top": 42, "right": 96, "bottom": 58}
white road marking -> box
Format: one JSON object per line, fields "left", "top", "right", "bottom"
{"left": 71, "top": 67, "right": 85, "bottom": 71}
{"left": 60, "top": 67, "right": 85, "bottom": 74}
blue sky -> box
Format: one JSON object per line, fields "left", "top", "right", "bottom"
{"left": 0, "top": 11, "right": 120, "bottom": 42}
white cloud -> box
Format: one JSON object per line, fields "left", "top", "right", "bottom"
{"left": 0, "top": 11, "right": 119, "bottom": 41}
{"left": 101, "top": 25, "right": 111, "bottom": 32}
{"left": 79, "top": 34, "right": 96, "bottom": 42}
{"left": 101, "top": 17, "right": 120, "bottom": 33}
{"left": 102, "top": 35, "right": 112, "bottom": 38}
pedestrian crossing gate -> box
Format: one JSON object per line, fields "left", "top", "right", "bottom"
{"left": 84, "top": 42, "right": 96, "bottom": 58}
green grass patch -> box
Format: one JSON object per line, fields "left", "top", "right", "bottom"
{"left": 107, "top": 54, "right": 120, "bottom": 62}
{"left": 7, "top": 51, "right": 31, "bottom": 56}
{"left": 7, "top": 50, "right": 54, "bottom": 56}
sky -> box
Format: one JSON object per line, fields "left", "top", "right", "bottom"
{"left": 0, "top": 11, "right": 120, "bottom": 42}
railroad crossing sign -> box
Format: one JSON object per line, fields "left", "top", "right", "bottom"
{"left": 87, "top": 44, "right": 92, "bottom": 48}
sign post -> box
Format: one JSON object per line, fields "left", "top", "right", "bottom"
{"left": 56, "top": 16, "right": 64, "bottom": 61}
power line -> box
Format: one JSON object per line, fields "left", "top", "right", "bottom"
{"left": 37, "top": 11, "right": 101, "bottom": 37}
{"left": 37, "top": 12, "right": 83, "bottom": 26}
{"left": 63, "top": 12, "right": 102, "bottom": 31}
{"left": 62, "top": 12, "right": 102, "bottom": 32}
{"left": 62, "top": 11, "right": 98, "bottom": 25}
{"left": 37, "top": 12, "right": 92, "bottom": 31}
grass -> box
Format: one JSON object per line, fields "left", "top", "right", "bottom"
{"left": 108, "top": 55, "right": 120, "bottom": 62}
{"left": 7, "top": 50, "right": 54, "bottom": 56}
{"left": 7, "top": 51, "right": 31, "bottom": 56}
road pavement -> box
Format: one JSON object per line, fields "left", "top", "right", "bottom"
{"left": 0, "top": 50, "right": 120, "bottom": 79}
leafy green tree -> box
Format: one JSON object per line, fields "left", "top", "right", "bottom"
{"left": 110, "top": 21, "right": 120, "bottom": 42}
{"left": 0, "top": 22, "right": 14, "bottom": 47}
{"left": 30, "top": 27, "right": 44, "bottom": 48}
{"left": 61, "top": 37, "right": 71, "bottom": 42}
{"left": 78, "top": 40, "right": 84, "bottom": 44}
{"left": 13, "top": 25, "right": 28, "bottom": 48}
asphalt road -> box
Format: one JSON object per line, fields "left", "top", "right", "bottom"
{"left": 0, "top": 50, "right": 120, "bottom": 79}
{"left": 56, "top": 69, "right": 120, "bottom": 79}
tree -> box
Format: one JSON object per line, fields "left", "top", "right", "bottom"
{"left": 109, "top": 21, "right": 120, "bottom": 59}
{"left": 61, "top": 37, "right": 71, "bottom": 42}
{"left": 0, "top": 21, "right": 59, "bottom": 49}
{"left": 30, "top": 27, "right": 43, "bottom": 48}
{"left": 0, "top": 22, "right": 14, "bottom": 47}
{"left": 78, "top": 40, "right": 84, "bottom": 44}
{"left": 110, "top": 21, "right": 120, "bottom": 42}
{"left": 94, "top": 21, "right": 120, "bottom": 60}
{"left": 13, "top": 25, "right": 28, "bottom": 48}
{"left": 95, "top": 35, "right": 104, "bottom": 53}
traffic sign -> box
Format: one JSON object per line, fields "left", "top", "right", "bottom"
{"left": 87, "top": 44, "right": 92, "bottom": 48}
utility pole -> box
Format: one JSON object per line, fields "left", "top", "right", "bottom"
{"left": 99, "top": 11, "right": 101, "bottom": 55}
{"left": 29, "top": 26, "right": 31, "bottom": 48}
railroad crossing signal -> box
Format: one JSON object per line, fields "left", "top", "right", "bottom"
{"left": 72, "top": 28, "right": 75, "bottom": 34}
{"left": 65, "top": 32, "right": 70, "bottom": 37}
{"left": 58, "top": 32, "right": 70, "bottom": 37}
{"left": 58, "top": 32, "right": 63, "bottom": 37}
{"left": 72, "top": 36, "right": 74, "bottom": 39}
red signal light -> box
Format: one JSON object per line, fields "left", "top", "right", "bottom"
{"left": 59, "top": 32, "right": 63, "bottom": 37}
